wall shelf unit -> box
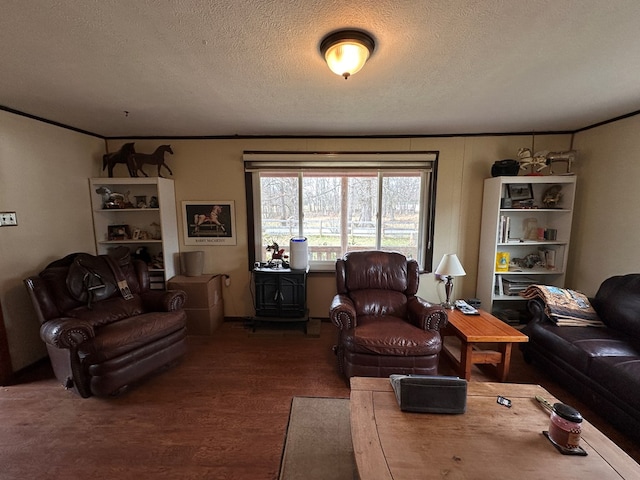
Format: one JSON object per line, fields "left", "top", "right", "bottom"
{"left": 476, "top": 175, "right": 577, "bottom": 323}
{"left": 89, "top": 177, "right": 179, "bottom": 289}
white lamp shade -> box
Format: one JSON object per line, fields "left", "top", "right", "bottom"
{"left": 435, "top": 253, "right": 466, "bottom": 277}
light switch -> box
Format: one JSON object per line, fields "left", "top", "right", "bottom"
{"left": 0, "top": 212, "right": 17, "bottom": 226}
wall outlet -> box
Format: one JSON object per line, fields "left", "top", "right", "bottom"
{"left": 0, "top": 212, "right": 17, "bottom": 226}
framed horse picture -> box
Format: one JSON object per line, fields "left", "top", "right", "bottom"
{"left": 182, "top": 201, "right": 236, "bottom": 246}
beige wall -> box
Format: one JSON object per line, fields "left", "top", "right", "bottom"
{"left": 0, "top": 110, "right": 104, "bottom": 370}
{"left": 106, "top": 134, "right": 573, "bottom": 321}
{"left": 569, "top": 115, "right": 640, "bottom": 295}
{"left": 11, "top": 107, "right": 634, "bottom": 373}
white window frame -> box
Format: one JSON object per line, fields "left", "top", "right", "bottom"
{"left": 243, "top": 151, "right": 439, "bottom": 272}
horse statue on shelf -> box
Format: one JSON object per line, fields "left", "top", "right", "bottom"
{"left": 102, "top": 142, "right": 137, "bottom": 177}
{"left": 131, "top": 145, "right": 174, "bottom": 177}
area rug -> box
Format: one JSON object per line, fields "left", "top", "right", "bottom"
{"left": 278, "top": 396, "right": 357, "bottom": 480}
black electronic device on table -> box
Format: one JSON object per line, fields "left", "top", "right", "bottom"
{"left": 466, "top": 298, "right": 481, "bottom": 308}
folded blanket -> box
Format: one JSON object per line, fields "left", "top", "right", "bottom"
{"left": 520, "top": 285, "right": 605, "bottom": 327}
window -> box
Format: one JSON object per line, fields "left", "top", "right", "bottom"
{"left": 244, "top": 152, "right": 438, "bottom": 271}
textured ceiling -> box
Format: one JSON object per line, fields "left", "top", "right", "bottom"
{"left": 2, "top": 0, "right": 640, "bottom": 137}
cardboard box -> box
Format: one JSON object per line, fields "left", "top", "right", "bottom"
{"left": 184, "top": 303, "right": 224, "bottom": 335}
{"left": 167, "top": 274, "right": 222, "bottom": 308}
{"left": 167, "top": 274, "right": 225, "bottom": 335}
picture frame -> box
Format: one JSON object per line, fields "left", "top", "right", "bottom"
{"left": 507, "top": 183, "right": 534, "bottom": 201}
{"left": 182, "top": 201, "right": 236, "bottom": 246}
{"left": 108, "top": 224, "right": 130, "bottom": 241}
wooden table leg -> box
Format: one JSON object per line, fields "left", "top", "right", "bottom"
{"left": 496, "top": 343, "right": 513, "bottom": 382}
{"left": 460, "top": 341, "right": 474, "bottom": 381}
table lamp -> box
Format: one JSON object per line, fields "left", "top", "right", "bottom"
{"left": 435, "top": 253, "right": 466, "bottom": 309}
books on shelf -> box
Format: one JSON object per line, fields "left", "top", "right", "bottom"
{"left": 498, "top": 215, "right": 510, "bottom": 243}
{"left": 493, "top": 308, "right": 523, "bottom": 326}
{"left": 495, "top": 275, "right": 536, "bottom": 296}
{"left": 149, "top": 270, "right": 166, "bottom": 290}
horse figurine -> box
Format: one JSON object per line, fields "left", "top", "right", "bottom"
{"left": 131, "top": 145, "right": 174, "bottom": 177}
{"left": 266, "top": 242, "right": 285, "bottom": 259}
{"left": 266, "top": 241, "right": 289, "bottom": 268}
{"left": 517, "top": 147, "right": 550, "bottom": 174}
{"left": 102, "top": 142, "right": 136, "bottom": 177}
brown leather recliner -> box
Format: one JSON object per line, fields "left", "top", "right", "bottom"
{"left": 330, "top": 250, "right": 448, "bottom": 380}
{"left": 24, "top": 248, "right": 187, "bottom": 398}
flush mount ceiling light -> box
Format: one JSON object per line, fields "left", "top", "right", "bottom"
{"left": 320, "top": 30, "right": 375, "bottom": 79}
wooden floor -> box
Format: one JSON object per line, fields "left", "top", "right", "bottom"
{"left": 2, "top": 320, "right": 638, "bottom": 479}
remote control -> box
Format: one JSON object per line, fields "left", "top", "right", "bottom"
{"left": 454, "top": 299, "right": 479, "bottom": 315}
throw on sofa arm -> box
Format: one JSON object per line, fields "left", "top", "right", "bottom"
{"left": 40, "top": 317, "right": 96, "bottom": 349}
{"left": 141, "top": 289, "right": 187, "bottom": 312}
{"left": 407, "top": 297, "right": 448, "bottom": 331}
{"left": 330, "top": 294, "right": 357, "bottom": 330}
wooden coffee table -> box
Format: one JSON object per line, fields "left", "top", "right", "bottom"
{"left": 441, "top": 308, "right": 528, "bottom": 381}
{"left": 350, "top": 377, "right": 640, "bottom": 480}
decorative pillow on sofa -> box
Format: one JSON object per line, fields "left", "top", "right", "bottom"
{"left": 592, "top": 274, "right": 640, "bottom": 339}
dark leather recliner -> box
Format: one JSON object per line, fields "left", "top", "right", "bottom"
{"left": 329, "top": 250, "right": 448, "bottom": 380}
{"left": 24, "top": 248, "right": 187, "bottom": 397}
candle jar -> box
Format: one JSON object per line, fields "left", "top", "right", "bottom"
{"left": 548, "top": 403, "right": 583, "bottom": 449}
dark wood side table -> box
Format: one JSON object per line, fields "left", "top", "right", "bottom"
{"left": 252, "top": 267, "right": 309, "bottom": 322}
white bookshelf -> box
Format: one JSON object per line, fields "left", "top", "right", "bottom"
{"left": 89, "top": 177, "right": 179, "bottom": 288}
{"left": 476, "top": 175, "right": 577, "bottom": 321}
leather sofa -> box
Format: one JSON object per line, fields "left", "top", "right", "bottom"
{"left": 522, "top": 274, "right": 640, "bottom": 441}
{"left": 330, "top": 250, "right": 448, "bottom": 380}
{"left": 24, "top": 248, "right": 187, "bottom": 397}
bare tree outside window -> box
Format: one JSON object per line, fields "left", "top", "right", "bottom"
{"left": 245, "top": 151, "right": 438, "bottom": 271}
{"left": 258, "top": 171, "right": 427, "bottom": 266}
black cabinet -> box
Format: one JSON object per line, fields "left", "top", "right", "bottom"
{"left": 253, "top": 267, "right": 308, "bottom": 320}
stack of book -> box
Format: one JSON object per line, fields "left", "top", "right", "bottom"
{"left": 495, "top": 275, "right": 535, "bottom": 296}
{"left": 149, "top": 270, "right": 166, "bottom": 290}
{"left": 493, "top": 308, "right": 523, "bottom": 326}
{"left": 498, "top": 215, "right": 510, "bottom": 243}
